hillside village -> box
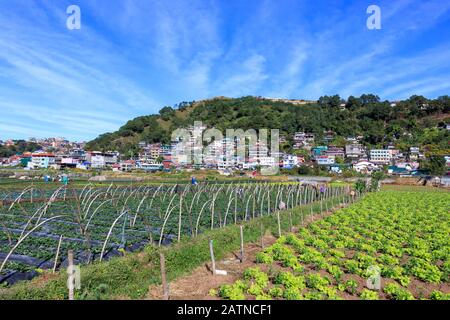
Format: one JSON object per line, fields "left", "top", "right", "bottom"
{"left": 1, "top": 95, "right": 449, "bottom": 178}
{"left": 1, "top": 125, "right": 449, "bottom": 178}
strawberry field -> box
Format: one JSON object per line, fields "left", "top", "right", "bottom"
{"left": 0, "top": 182, "right": 348, "bottom": 286}
{"left": 217, "top": 190, "right": 450, "bottom": 300}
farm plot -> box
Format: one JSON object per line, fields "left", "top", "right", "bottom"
{"left": 216, "top": 190, "right": 450, "bottom": 300}
{"left": 0, "top": 182, "right": 349, "bottom": 285}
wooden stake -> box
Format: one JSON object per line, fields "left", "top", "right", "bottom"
{"left": 53, "top": 235, "right": 63, "bottom": 273}
{"left": 277, "top": 211, "right": 282, "bottom": 238}
{"left": 289, "top": 211, "right": 293, "bottom": 232}
{"left": 320, "top": 197, "right": 323, "bottom": 218}
{"left": 209, "top": 240, "right": 216, "bottom": 275}
{"left": 300, "top": 208, "right": 304, "bottom": 227}
{"left": 160, "top": 252, "right": 169, "bottom": 300}
{"left": 260, "top": 222, "right": 264, "bottom": 249}
{"left": 240, "top": 225, "right": 244, "bottom": 263}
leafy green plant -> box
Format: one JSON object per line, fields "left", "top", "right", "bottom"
{"left": 219, "top": 281, "right": 246, "bottom": 300}
{"left": 268, "top": 286, "right": 283, "bottom": 298}
{"left": 406, "top": 258, "right": 443, "bottom": 284}
{"left": 344, "top": 279, "right": 358, "bottom": 295}
{"left": 255, "top": 252, "right": 273, "bottom": 264}
{"left": 274, "top": 271, "right": 306, "bottom": 291}
{"left": 429, "top": 290, "right": 450, "bottom": 300}
{"left": 360, "top": 289, "right": 379, "bottom": 300}
{"left": 383, "top": 283, "right": 414, "bottom": 300}
{"left": 243, "top": 268, "right": 269, "bottom": 288}
{"left": 283, "top": 287, "right": 303, "bottom": 300}
{"left": 306, "top": 273, "right": 330, "bottom": 291}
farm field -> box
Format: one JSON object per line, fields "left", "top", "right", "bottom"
{"left": 215, "top": 190, "right": 450, "bottom": 300}
{"left": 0, "top": 181, "right": 348, "bottom": 286}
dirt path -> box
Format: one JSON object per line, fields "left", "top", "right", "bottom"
{"left": 147, "top": 233, "right": 277, "bottom": 300}
{"left": 147, "top": 206, "right": 344, "bottom": 300}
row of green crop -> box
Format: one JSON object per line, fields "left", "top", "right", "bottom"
{"left": 215, "top": 191, "right": 450, "bottom": 300}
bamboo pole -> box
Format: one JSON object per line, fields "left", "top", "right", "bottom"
{"left": 53, "top": 235, "right": 63, "bottom": 273}
{"left": 289, "top": 211, "right": 293, "bottom": 232}
{"left": 260, "top": 222, "right": 264, "bottom": 248}
{"left": 277, "top": 211, "right": 282, "bottom": 237}
{"left": 240, "top": 225, "right": 244, "bottom": 263}
{"left": 209, "top": 240, "right": 216, "bottom": 275}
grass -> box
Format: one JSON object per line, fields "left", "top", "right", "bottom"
{"left": 0, "top": 195, "right": 347, "bottom": 300}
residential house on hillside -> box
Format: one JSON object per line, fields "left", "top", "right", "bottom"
{"left": 312, "top": 146, "right": 328, "bottom": 158}
{"left": 345, "top": 144, "right": 367, "bottom": 161}
{"left": 293, "top": 132, "right": 315, "bottom": 149}
{"left": 369, "top": 149, "right": 392, "bottom": 165}
{"left": 28, "top": 153, "right": 56, "bottom": 169}
{"left": 86, "top": 151, "right": 119, "bottom": 169}
{"left": 282, "top": 154, "right": 299, "bottom": 169}
{"left": 316, "top": 155, "right": 335, "bottom": 165}
{"left": 323, "top": 130, "right": 335, "bottom": 143}
{"left": 353, "top": 161, "right": 378, "bottom": 174}
{"left": 408, "top": 147, "right": 425, "bottom": 161}
{"left": 325, "top": 146, "right": 345, "bottom": 159}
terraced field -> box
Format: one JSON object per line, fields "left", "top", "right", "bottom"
{"left": 216, "top": 190, "right": 450, "bottom": 300}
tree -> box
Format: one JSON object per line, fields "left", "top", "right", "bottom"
{"left": 298, "top": 165, "right": 312, "bottom": 175}
{"left": 293, "top": 149, "right": 311, "bottom": 162}
{"left": 318, "top": 95, "right": 341, "bottom": 108}
{"left": 159, "top": 106, "right": 176, "bottom": 121}
{"left": 421, "top": 156, "right": 447, "bottom": 176}
{"left": 359, "top": 94, "right": 380, "bottom": 106}
{"left": 346, "top": 96, "right": 362, "bottom": 110}
{"left": 84, "top": 95, "right": 448, "bottom": 160}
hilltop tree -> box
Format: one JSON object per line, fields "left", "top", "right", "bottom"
{"left": 420, "top": 155, "right": 447, "bottom": 176}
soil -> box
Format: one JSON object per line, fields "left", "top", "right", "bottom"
{"left": 147, "top": 233, "right": 278, "bottom": 300}
{"left": 146, "top": 205, "right": 345, "bottom": 300}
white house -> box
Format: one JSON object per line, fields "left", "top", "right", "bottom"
{"left": 282, "top": 155, "right": 299, "bottom": 169}
{"left": 353, "top": 161, "right": 378, "bottom": 173}
{"left": 28, "top": 153, "right": 56, "bottom": 169}
{"left": 86, "top": 151, "right": 119, "bottom": 169}
{"left": 369, "top": 149, "right": 392, "bottom": 165}
{"left": 256, "top": 156, "right": 277, "bottom": 167}
{"left": 316, "top": 155, "right": 335, "bottom": 165}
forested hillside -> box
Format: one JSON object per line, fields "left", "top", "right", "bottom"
{"left": 0, "top": 140, "right": 41, "bottom": 157}
{"left": 86, "top": 95, "right": 450, "bottom": 157}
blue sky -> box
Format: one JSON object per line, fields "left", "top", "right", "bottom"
{"left": 1, "top": 0, "right": 450, "bottom": 141}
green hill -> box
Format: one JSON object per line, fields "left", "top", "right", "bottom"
{"left": 85, "top": 95, "right": 450, "bottom": 157}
